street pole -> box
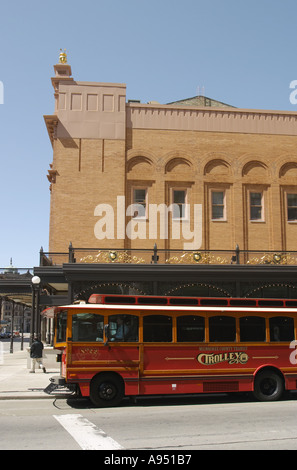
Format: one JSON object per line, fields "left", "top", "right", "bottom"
{"left": 31, "top": 276, "right": 41, "bottom": 344}
{"left": 20, "top": 305, "right": 24, "bottom": 351}
{"left": 10, "top": 301, "right": 14, "bottom": 353}
{"left": 30, "top": 286, "right": 35, "bottom": 345}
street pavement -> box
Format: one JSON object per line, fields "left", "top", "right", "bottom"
{"left": 3, "top": 343, "right": 297, "bottom": 450}
{"left": 0, "top": 344, "right": 68, "bottom": 400}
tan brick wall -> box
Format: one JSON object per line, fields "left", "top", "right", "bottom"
{"left": 126, "top": 129, "right": 297, "bottom": 253}
{"left": 48, "top": 127, "right": 297, "bottom": 256}
{"left": 49, "top": 137, "right": 126, "bottom": 255}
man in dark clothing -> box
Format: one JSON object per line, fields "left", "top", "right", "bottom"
{"left": 30, "top": 337, "right": 46, "bottom": 373}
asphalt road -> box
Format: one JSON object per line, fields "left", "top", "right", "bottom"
{"left": 1, "top": 392, "right": 297, "bottom": 451}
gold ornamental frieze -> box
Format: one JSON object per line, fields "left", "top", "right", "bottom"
{"left": 79, "top": 250, "right": 146, "bottom": 264}
{"left": 166, "top": 251, "right": 230, "bottom": 265}
{"left": 246, "top": 252, "right": 297, "bottom": 265}
{"left": 78, "top": 249, "right": 297, "bottom": 265}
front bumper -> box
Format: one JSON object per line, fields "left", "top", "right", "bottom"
{"left": 50, "top": 375, "right": 66, "bottom": 386}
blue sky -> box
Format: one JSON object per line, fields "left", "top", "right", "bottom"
{"left": 0, "top": 0, "right": 297, "bottom": 268}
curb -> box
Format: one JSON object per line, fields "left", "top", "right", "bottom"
{"left": 0, "top": 390, "right": 74, "bottom": 400}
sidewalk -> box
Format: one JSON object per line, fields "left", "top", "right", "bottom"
{"left": 0, "top": 348, "right": 70, "bottom": 400}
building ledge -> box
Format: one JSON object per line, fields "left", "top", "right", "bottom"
{"left": 44, "top": 115, "right": 59, "bottom": 146}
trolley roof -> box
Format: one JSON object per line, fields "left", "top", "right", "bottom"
{"left": 41, "top": 294, "right": 297, "bottom": 318}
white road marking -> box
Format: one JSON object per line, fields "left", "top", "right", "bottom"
{"left": 53, "top": 414, "right": 124, "bottom": 450}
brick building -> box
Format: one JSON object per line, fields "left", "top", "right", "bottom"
{"left": 45, "top": 54, "right": 297, "bottom": 265}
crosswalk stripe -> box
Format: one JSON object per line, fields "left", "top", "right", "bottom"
{"left": 53, "top": 413, "right": 124, "bottom": 450}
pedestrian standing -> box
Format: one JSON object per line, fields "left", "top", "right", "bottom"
{"left": 30, "top": 336, "right": 46, "bottom": 373}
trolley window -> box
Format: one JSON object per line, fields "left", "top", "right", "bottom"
{"left": 269, "top": 316, "right": 294, "bottom": 342}
{"left": 109, "top": 315, "right": 139, "bottom": 342}
{"left": 143, "top": 315, "right": 172, "bottom": 342}
{"left": 209, "top": 316, "right": 236, "bottom": 342}
{"left": 240, "top": 316, "right": 266, "bottom": 342}
{"left": 56, "top": 310, "right": 67, "bottom": 343}
{"left": 177, "top": 316, "right": 205, "bottom": 342}
{"left": 72, "top": 313, "right": 104, "bottom": 342}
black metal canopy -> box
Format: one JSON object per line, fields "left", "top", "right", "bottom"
{"left": 33, "top": 262, "right": 297, "bottom": 305}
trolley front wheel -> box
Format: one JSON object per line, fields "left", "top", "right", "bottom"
{"left": 90, "top": 373, "right": 124, "bottom": 407}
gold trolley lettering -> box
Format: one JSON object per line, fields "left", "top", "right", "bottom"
{"left": 197, "top": 352, "right": 249, "bottom": 366}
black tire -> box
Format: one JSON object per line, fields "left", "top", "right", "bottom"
{"left": 89, "top": 373, "right": 124, "bottom": 407}
{"left": 253, "top": 370, "right": 284, "bottom": 401}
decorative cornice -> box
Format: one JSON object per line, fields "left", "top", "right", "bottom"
{"left": 126, "top": 102, "right": 297, "bottom": 136}
{"left": 47, "top": 168, "right": 58, "bottom": 184}
{"left": 43, "top": 115, "right": 59, "bottom": 146}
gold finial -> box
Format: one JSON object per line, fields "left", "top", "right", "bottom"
{"left": 59, "top": 49, "right": 68, "bottom": 64}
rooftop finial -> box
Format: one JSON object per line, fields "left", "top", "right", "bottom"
{"left": 59, "top": 49, "right": 67, "bottom": 64}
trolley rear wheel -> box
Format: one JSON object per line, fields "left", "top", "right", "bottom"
{"left": 253, "top": 370, "right": 284, "bottom": 401}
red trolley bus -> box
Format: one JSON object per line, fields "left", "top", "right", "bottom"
{"left": 43, "top": 294, "right": 297, "bottom": 407}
